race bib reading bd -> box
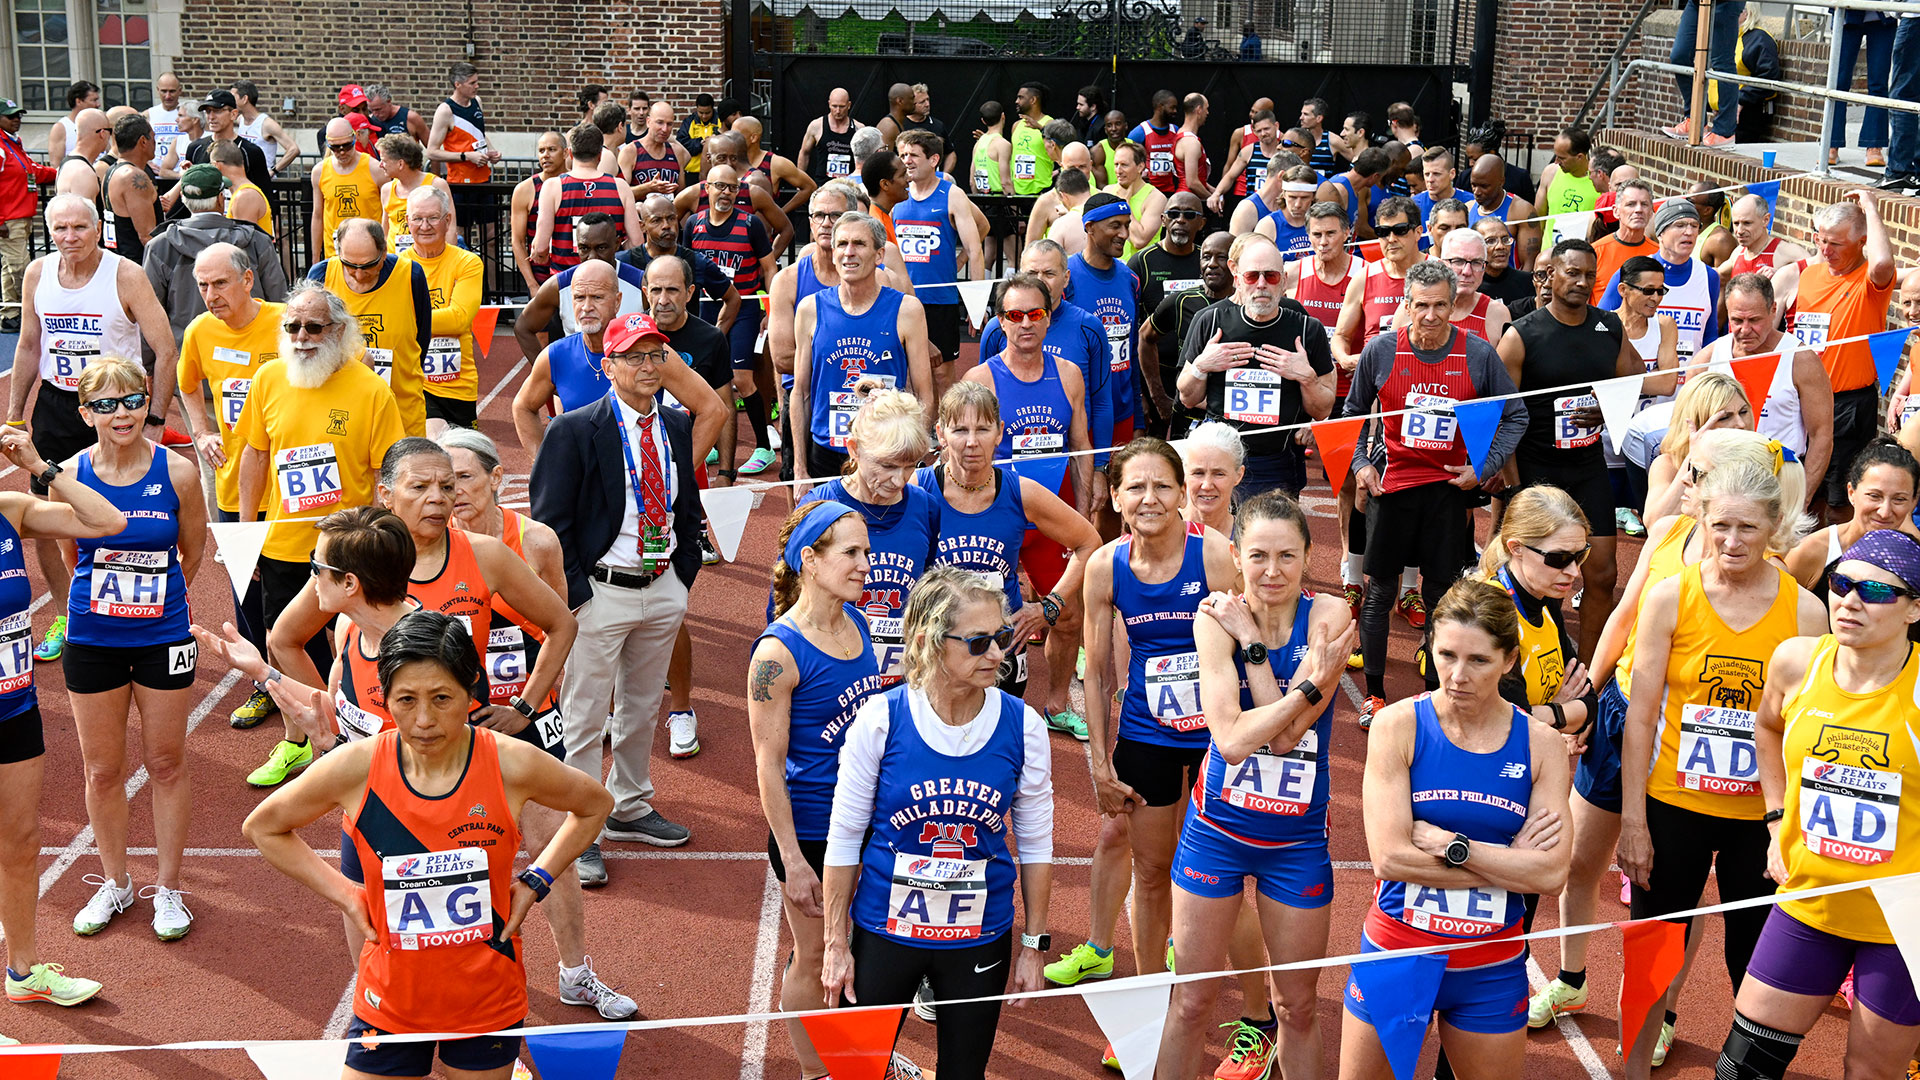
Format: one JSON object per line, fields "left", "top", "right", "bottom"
{"left": 1677, "top": 704, "right": 1760, "bottom": 796}
{"left": 1145, "top": 651, "right": 1205, "bottom": 732}
{"left": 381, "top": 848, "right": 494, "bottom": 950}
{"left": 88, "top": 547, "right": 168, "bottom": 617}
{"left": 275, "top": 443, "right": 343, "bottom": 513}
{"left": 1799, "top": 757, "right": 1901, "bottom": 866}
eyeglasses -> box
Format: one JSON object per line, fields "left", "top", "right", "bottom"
{"left": 1828, "top": 572, "right": 1915, "bottom": 604}
{"left": 808, "top": 210, "right": 841, "bottom": 222}
{"left": 608, "top": 351, "right": 668, "bottom": 367}
{"left": 283, "top": 320, "right": 333, "bottom": 337}
{"left": 1377, "top": 222, "right": 1418, "bottom": 237}
{"left": 1445, "top": 257, "right": 1487, "bottom": 270}
{"left": 1164, "top": 209, "right": 1203, "bottom": 221}
{"left": 309, "top": 555, "right": 346, "bottom": 578}
{"left": 327, "top": 141, "right": 355, "bottom": 152}
{"left": 1001, "top": 307, "right": 1048, "bottom": 325}
{"left": 944, "top": 625, "right": 1016, "bottom": 656}
{"left": 1523, "top": 543, "right": 1591, "bottom": 570}
{"left": 1239, "top": 269, "right": 1283, "bottom": 285}
{"left": 1623, "top": 282, "right": 1670, "bottom": 298}
{"left": 407, "top": 212, "right": 448, "bottom": 227}
{"left": 1532, "top": 269, "right": 1554, "bottom": 282}
{"left": 1685, "top": 461, "right": 1710, "bottom": 485}
{"left": 82, "top": 392, "right": 150, "bottom": 415}
{"left": 338, "top": 255, "right": 383, "bottom": 271}
{"left": 709, "top": 182, "right": 740, "bottom": 193}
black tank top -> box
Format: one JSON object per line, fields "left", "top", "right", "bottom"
{"left": 376, "top": 106, "right": 411, "bottom": 137}
{"left": 102, "top": 161, "right": 161, "bottom": 267}
{"left": 809, "top": 116, "right": 858, "bottom": 186}
{"left": 1510, "top": 305, "right": 1625, "bottom": 469}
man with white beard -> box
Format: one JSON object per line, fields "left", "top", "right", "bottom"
{"left": 234, "top": 280, "right": 406, "bottom": 787}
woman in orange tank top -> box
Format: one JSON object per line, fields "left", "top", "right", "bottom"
{"left": 244, "top": 611, "right": 611, "bottom": 1080}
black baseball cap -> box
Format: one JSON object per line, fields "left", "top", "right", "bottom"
{"left": 201, "top": 90, "right": 237, "bottom": 111}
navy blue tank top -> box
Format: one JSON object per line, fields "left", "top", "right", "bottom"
{"left": 547, "top": 332, "right": 610, "bottom": 413}
{"left": 916, "top": 466, "right": 1029, "bottom": 613}
{"left": 807, "top": 288, "right": 909, "bottom": 448}
{"left": 986, "top": 351, "right": 1071, "bottom": 496}
{"left": 758, "top": 605, "right": 885, "bottom": 841}
{"left": 69, "top": 445, "right": 190, "bottom": 647}
{"left": 1114, "top": 523, "right": 1211, "bottom": 749}
{"left": 0, "top": 512, "right": 35, "bottom": 720}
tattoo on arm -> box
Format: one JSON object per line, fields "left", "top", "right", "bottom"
{"left": 750, "top": 659, "right": 784, "bottom": 702}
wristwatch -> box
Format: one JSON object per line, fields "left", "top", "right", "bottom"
{"left": 143, "top": 414, "right": 165, "bottom": 428}
{"left": 252, "top": 666, "right": 283, "bottom": 695}
{"left": 509, "top": 695, "right": 536, "bottom": 719}
{"left": 1762, "top": 808, "right": 1785, "bottom": 826}
{"left": 516, "top": 866, "right": 553, "bottom": 902}
{"left": 1293, "top": 678, "right": 1322, "bottom": 706}
{"left": 1443, "top": 832, "right": 1472, "bottom": 867}
{"left": 34, "top": 462, "right": 60, "bottom": 488}
{"left": 1040, "top": 592, "right": 1064, "bottom": 626}
{"left": 1020, "top": 932, "right": 1050, "bottom": 952}
{"left": 1243, "top": 641, "right": 1269, "bottom": 667}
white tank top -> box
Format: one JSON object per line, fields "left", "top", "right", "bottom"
{"left": 34, "top": 251, "right": 141, "bottom": 392}
{"left": 1629, "top": 315, "right": 1670, "bottom": 407}
{"left": 144, "top": 107, "right": 180, "bottom": 149}
{"left": 54, "top": 117, "right": 78, "bottom": 160}
{"left": 1704, "top": 334, "right": 1804, "bottom": 458}
{"left": 234, "top": 113, "right": 277, "bottom": 170}
{"left": 1656, "top": 256, "right": 1714, "bottom": 361}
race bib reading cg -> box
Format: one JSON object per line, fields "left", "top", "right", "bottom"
{"left": 1677, "top": 704, "right": 1760, "bottom": 796}
{"left": 423, "top": 337, "right": 462, "bottom": 384}
{"left": 88, "top": 548, "right": 168, "bottom": 617}
{"left": 1553, "top": 394, "right": 1600, "bottom": 449}
{"left": 275, "top": 443, "right": 343, "bottom": 513}
{"left": 886, "top": 848, "right": 988, "bottom": 942}
{"left": 1400, "top": 393, "right": 1458, "bottom": 451}
{"left": 896, "top": 223, "right": 940, "bottom": 264}
{"left": 1145, "top": 651, "right": 1205, "bottom": 732}
{"left": 1402, "top": 883, "right": 1510, "bottom": 935}
{"left": 1218, "top": 728, "right": 1318, "bottom": 815}
{"left": 1799, "top": 757, "right": 1901, "bottom": 866}
{"left": 1223, "top": 367, "right": 1287, "bottom": 425}
{"left": 381, "top": 848, "right": 494, "bottom": 950}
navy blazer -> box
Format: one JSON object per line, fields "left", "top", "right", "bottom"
{"left": 529, "top": 393, "right": 703, "bottom": 609}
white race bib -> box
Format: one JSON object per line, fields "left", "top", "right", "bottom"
{"left": 486, "top": 624, "right": 530, "bottom": 702}
{"left": 1790, "top": 310, "right": 1830, "bottom": 351}
{"left": 1011, "top": 431, "right": 1063, "bottom": 458}
{"left": 0, "top": 610, "right": 32, "bottom": 695}
{"left": 1403, "top": 883, "right": 1510, "bottom": 934}
{"left": 1400, "top": 393, "right": 1458, "bottom": 451}
{"left": 1013, "top": 154, "right": 1037, "bottom": 180}
{"left": 896, "top": 223, "right": 940, "bottom": 265}
{"left": 274, "top": 443, "right": 343, "bottom": 513}
{"left": 1553, "top": 394, "right": 1600, "bottom": 449}
{"left": 335, "top": 691, "right": 385, "bottom": 742}
{"left": 827, "top": 152, "right": 852, "bottom": 178}
{"left": 365, "top": 347, "right": 395, "bottom": 385}
{"left": 1799, "top": 757, "right": 1901, "bottom": 866}
{"left": 219, "top": 377, "right": 252, "bottom": 429}
{"left": 1222, "top": 367, "right": 1287, "bottom": 425}
{"left": 886, "top": 849, "right": 988, "bottom": 942}
{"left": 88, "top": 547, "right": 169, "bottom": 618}
{"left": 869, "top": 614, "right": 905, "bottom": 680}
{"left": 423, "top": 336, "right": 462, "bottom": 384}
{"left": 381, "top": 848, "right": 494, "bottom": 950}
{"left": 43, "top": 322, "right": 99, "bottom": 392}
{"left": 1106, "top": 324, "right": 1132, "bottom": 374}
{"left": 1219, "top": 729, "right": 1318, "bottom": 815}
{"left": 1677, "top": 704, "right": 1760, "bottom": 796}
{"left": 1145, "top": 651, "right": 1205, "bottom": 732}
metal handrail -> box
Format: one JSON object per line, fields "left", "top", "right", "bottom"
{"left": 1569, "top": 0, "right": 1666, "bottom": 132}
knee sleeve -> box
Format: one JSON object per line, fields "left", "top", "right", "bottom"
{"left": 1714, "top": 1009, "right": 1803, "bottom": 1080}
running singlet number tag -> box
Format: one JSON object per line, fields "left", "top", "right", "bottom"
{"left": 829, "top": 376, "right": 896, "bottom": 448}
{"left": 897, "top": 223, "right": 939, "bottom": 264}
{"left": 1791, "top": 311, "right": 1830, "bottom": 352}
{"left": 212, "top": 346, "right": 253, "bottom": 369}
{"left": 886, "top": 849, "right": 988, "bottom": 941}
{"left": 365, "top": 347, "right": 395, "bottom": 385}
{"left": 1219, "top": 729, "right": 1318, "bottom": 815}
{"left": 1553, "top": 394, "right": 1600, "bottom": 449}
{"left": 43, "top": 318, "right": 99, "bottom": 392}
{"left": 1400, "top": 393, "right": 1458, "bottom": 451}
{"left": 1403, "top": 883, "right": 1510, "bottom": 935}
{"left": 870, "top": 615, "right": 905, "bottom": 681}
{"left": 1677, "top": 704, "right": 1760, "bottom": 796}
{"left": 335, "top": 691, "right": 385, "bottom": 742}
{"left": 1905, "top": 397, "right": 1920, "bottom": 428}
{"left": 1107, "top": 325, "right": 1132, "bottom": 374}
{"left": 827, "top": 152, "right": 852, "bottom": 178}
{"left": 1012, "top": 431, "right": 1063, "bottom": 458}
{"left": 1223, "top": 367, "right": 1287, "bottom": 425}
{"left": 1013, "top": 155, "right": 1037, "bottom": 180}
{"left": 0, "top": 610, "right": 31, "bottom": 695}
{"left": 1160, "top": 278, "right": 1202, "bottom": 296}
{"left": 1145, "top": 651, "right": 1205, "bottom": 731}
{"left": 275, "top": 443, "right": 343, "bottom": 513}
{"left": 393, "top": 232, "right": 414, "bottom": 255}
{"left": 424, "top": 337, "right": 462, "bottom": 384}
{"left": 88, "top": 548, "right": 168, "bottom": 617}
{"left": 487, "top": 624, "right": 530, "bottom": 704}
{"left": 1798, "top": 758, "right": 1901, "bottom": 866}
{"left": 381, "top": 848, "right": 494, "bottom": 950}
{"left": 973, "top": 166, "right": 992, "bottom": 191}
{"left": 219, "top": 377, "right": 252, "bottom": 428}
{"left": 1149, "top": 149, "right": 1174, "bottom": 175}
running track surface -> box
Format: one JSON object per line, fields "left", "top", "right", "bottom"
{"left": 0, "top": 333, "right": 1866, "bottom": 1079}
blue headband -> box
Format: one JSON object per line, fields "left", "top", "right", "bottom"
{"left": 1840, "top": 529, "right": 1920, "bottom": 593}
{"left": 784, "top": 501, "right": 858, "bottom": 571}
{"left": 1081, "top": 199, "right": 1131, "bottom": 225}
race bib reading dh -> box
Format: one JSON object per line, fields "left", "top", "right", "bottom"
{"left": 827, "top": 152, "right": 852, "bottom": 178}
{"left": 1402, "top": 883, "right": 1511, "bottom": 935}
{"left": 88, "top": 547, "right": 169, "bottom": 617}
{"left": 1553, "top": 394, "right": 1600, "bottom": 449}
{"left": 219, "top": 377, "right": 252, "bottom": 428}
{"left": 1799, "top": 757, "right": 1901, "bottom": 866}
{"left": 0, "top": 610, "right": 31, "bottom": 695}
{"left": 1219, "top": 728, "right": 1318, "bottom": 815}
{"left": 1222, "top": 367, "right": 1287, "bottom": 426}
{"left": 1145, "top": 651, "right": 1205, "bottom": 732}
{"left": 886, "top": 847, "right": 988, "bottom": 942}
{"left": 381, "top": 848, "right": 494, "bottom": 950}
{"left": 1400, "top": 393, "right": 1458, "bottom": 451}
{"left": 1677, "top": 704, "right": 1760, "bottom": 796}
{"left": 275, "top": 443, "right": 343, "bottom": 513}
{"left": 424, "top": 337, "right": 462, "bottom": 384}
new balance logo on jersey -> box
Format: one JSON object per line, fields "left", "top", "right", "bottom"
{"left": 143, "top": 484, "right": 163, "bottom": 496}
{"left": 1180, "top": 581, "right": 1202, "bottom": 596}
{"left": 1498, "top": 762, "right": 1527, "bottom": 779}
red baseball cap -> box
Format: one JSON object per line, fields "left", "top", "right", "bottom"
{"left": 338, "top": 84, "right": 369, "bottom": 109}
{"left": 603, "top": 313, "right": 670, "bottom": 355}
{"left": 347, "top": 112, "right": 379, "bottom": 134}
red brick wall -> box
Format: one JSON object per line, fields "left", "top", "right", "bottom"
{"left": 1489, "top": 0, "right": 1646, "bottom": 152}
{"left": 174, "top": 0, "right": 727, "bottom": 137}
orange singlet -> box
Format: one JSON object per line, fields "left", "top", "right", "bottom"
{"left": 346, "top": 727, "right": 525, "bottom": 1034}
{"left": 335, "top": 620, "right": 395, "bottom": 740}
{"left": 483, "top": 509, "right": 553, "bottom": 709}
{"left": 409, "top": 529, "right": 493, "bottom": 669}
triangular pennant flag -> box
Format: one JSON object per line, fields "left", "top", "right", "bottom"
{"left": 955, "top": 279, "right": 994, "bottom": 332}
{"left": 1618, "top": 919, "right": 1689, "bottom": 1057}
{"left": 1869, "top": 329, "right": 1914, "bottom": 397}
{"left": 245, "top": 1040, "right": 347, "bottom": 1080}
{"left": 1747, "top": 179, "right": 1781, "bottom": 218}
{"left": 1594, "top": 373, "right": 1646, "bottom": 454}
{"left": 799, "top": 1005, "right": 904, "bottom": 1080}
{"left": 471, "top": 306, "right": 502, "bottom": 360}
{"left": 1348, "top": 952, "right": 1448, "bottom": 1080}
{"left": 1553, "top": 211, "right": 1594, "bottom": 244}
{"left": 210, "top": 520, "right": 273, "bottom": 602}
{"left": 1871, "top": 877, "right": 1920, "bottom": 995}
{"left": 1452, "top": 398, "right": 1504, "bottom": 479}
{"left": 1083, "top": 975, "right": 1174, "bottom": 1080}
{"left": 1310, "top": 415, "right": 1367, "bottom": 490}
{"left": 525, "top": 1029, "right": 626, "bottom": 1080}
{"left": 6, "top": 1054, "right": 59, "bottom": 1080}
{"left": 700, "top": 484, "right": 755, "bottom": 562}
{"left": 1727, "top": 348, "right": 1781, "bottom": 420}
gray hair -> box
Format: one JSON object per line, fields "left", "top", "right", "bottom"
{"left": 45, "top": 192, "right": 98, "bottom": 227}
{"left": 365, "top": 84, "right": 393, "bottom": 104}
{"left": 1184, "top": 422, "right": 1246, "bottom": 467}
{"left": 436, "top": 425, "right": 501, "bottom": 471}
{"left": 285, "top": 279, "right": 359, "bottom": 341}
{"left": 1041, "top": 119, "right": 1078, "bottom": 147}
{"left": 850, "top": 125, "right": 884, "bottom": 167}
{"left": 406, "top": 184, "right": 454, "bottom": 219}
{"left": 183, "top": 190, "right": 224, "bottom": 214}
{"left": 193, "top": 242, "right": 253, "bottom": 276}
{"left": 1814, "top": 200, "right": 1865, "bottom": 236}
{"left": 1022, "top": 237, "right": 1067, "bottom": 262}
{"left": 835, "top": 211, "right": 886, "bottom": 248}
{"left": 1430, "top": 197, "right": 1469, "bottom": 220}
{"left": 334, "top": 216, "right": 388, "bottom": 255}
{"left": 1405, "top": 258, "right": 1459, "bottom": 301}
{"left": 811, "top": 181, "right": 860, "bottom": 213}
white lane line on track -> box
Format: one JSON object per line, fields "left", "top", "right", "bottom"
{"left": 476, "top": 357, "right": 529, "bottom": 417}
{"left": 324, "top": 978, "right": 359, "bottom": 1040}
{"left": 1527, "top": 955, "right": 1612, "bottom": 1080}
{"left": 738, "top": 866, "right": 784, "bottom": 1080}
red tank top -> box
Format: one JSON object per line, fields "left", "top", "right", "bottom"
{"left": 410, "top": 529, "right": 493, "bottom": 670}
{"left": 1378, "top": 328, "right": 1475, "bottom": 493}
{"left": 1141, "top": 125, "right": 1181, "bottom": 194}
{"left": 525, "top": 175, "right": 553, "bottom": 284}
{"left": 484, "top": 509, "right": 552, "bottom": 708}
{"left": 1292, "top": 255, "right": 1358, "bottom": 394}
{"left": 549, "top": 173, "right": 626, "bottom": 269}
{"left": 335, "top": 621, "right": 395, "bottom": 741}
{"left": 347, "top": 727, "right": 524, "bottom": 1034}
{"left": 1360, "top": 259, "right": 1408, "bottom": 344}
{"left": 629, "top": 139, "right": 681, "bottom": 188}
{"left": 1455, "top": 292, "right": 1493, "bottom": 342}
{"left": 1723, "top": 236, "right": 1780, "bottom": 281}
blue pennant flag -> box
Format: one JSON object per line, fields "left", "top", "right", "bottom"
{"left": 1349, "top": 951, "right": 1449, "bottom": 1080}
{"left": 1746, "top": 179, "right": 1781, "bottom": 219}
{"left": 1869, "top": 328, "right": 1914, "bottom": 397}
{"left": 525, "top": 1029, "right": 627, "bottom": 1080}
{"left": 1452, "top": 398, "right": 1505, "bottom": 479}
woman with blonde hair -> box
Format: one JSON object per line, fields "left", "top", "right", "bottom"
{"left": 1477, "top": 484, "right": 1596, "bottom": 733}
{"left": 1641, "top": 371, "right": 1754, "bottom": 522}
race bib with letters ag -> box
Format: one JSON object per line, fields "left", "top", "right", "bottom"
{"left": 381, "top": 848, "right": 494, "bottom": 950}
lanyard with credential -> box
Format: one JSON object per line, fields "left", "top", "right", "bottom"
{"left": 610, "top": 389, "right": 670, "bottom": 528}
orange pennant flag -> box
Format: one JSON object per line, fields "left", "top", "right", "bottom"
{"left": 6, "top": 1052, "right": 60, "bottom": 1080}
{"left": 1311, "top": 415, "right": 1368, "bottom": 492}
{"left": 1727, "top": 348, "right": 1781, "bottom": 421}
{"left": 799, "top": 1006, "right": 905, "bottom": 1080}
{"left": 471, "top": 306, "right": 502, "bottom": 361}
{"left": 1617, "top": 919, "right": 1688, "bottom": 1056}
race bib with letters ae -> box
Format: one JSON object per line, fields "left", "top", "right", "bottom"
{"left": 1219, "top": 729, "right": 1318, "bottom": 815}
{"left": 1402, "top": 883, "right": 1511, "bottom": 936}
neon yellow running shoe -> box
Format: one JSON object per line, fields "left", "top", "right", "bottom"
{"left": 246, "top": 739, "right": 314, "bottom": 787}
{"left": 1043, "top": 941, "right": 1114, "bottom": 985}
{"left": 229, "top": 688, "right": 278, "bottom": 729}
{"left": 34, "top": 615, "right": 66, "bottom": 662}
{"left": 1166, "top": 939, "right": 1176, "bottom": 973}
{"left": 5, "top": 962, "right": 102, "bottom": 1006}
{"left": 1527, "top": 976, "right": 1588, "bottom": 1028}
{"left": 1653, "top": 1021, "right": 1675, "bottom": 1068}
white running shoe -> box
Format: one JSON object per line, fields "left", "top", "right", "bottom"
{"left": 72, "top": 874, "right": 134, "bottom": 936}
{"left": 141, "top": 885, "right": 193, "bottom": 941}
{"left": 668, "top": 710, "right": 700, "bottom": 758}
{"left": 558, "top": 956, "right": 639, "bottom": 1019}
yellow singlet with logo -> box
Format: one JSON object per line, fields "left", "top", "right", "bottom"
{"left": 1778, "top": 636, "right": 1920, "bottom": 942}
{"left": 383, "top": 183, "right": 415, "bottom": 255}
{"left": 318, "top": 154, "right": 380, "bottom": 259}
{"left": 1498, "top": 568, "right": 1565, "bottom": 707}
{"left": 1614, "top": 519, "right": 1696, "bottom": 701}
{"left": 1647, "top": 562, "right": 1801, "bottom": 818}
{"left": 322, "top": 258, "right": 426, "bottom": 436}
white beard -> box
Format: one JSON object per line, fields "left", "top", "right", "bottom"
{"left": 282, "top": 333, "right": 352, "bottom": 389}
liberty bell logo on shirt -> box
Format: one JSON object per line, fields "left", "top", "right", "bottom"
{"left": 919, "top": 822, "right": 977, "bottom": 859}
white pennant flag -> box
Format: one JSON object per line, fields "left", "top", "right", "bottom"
{"left": 210, "top": 520, "right": 272, "bottom": 601}
{"left": 1593, "top": 372, "right": 1646, "bottom": 454}
{"left": 246, "top": 1040, "right": 347, "bottom": 1080}
{"left": 700, "top": 485, "right": 756, "bottom": 563}
{"left": 1552, "top": 211, "right": 1594, "bottom": 246}
{"left": 1872, "top": 877, "right": 1920, "bottom": 994}
{"left": 1082, "top": 974, "right": 1174, "bottom": 1080}
{"left": 955, "top": 279, "right": 995, "bottom": 332}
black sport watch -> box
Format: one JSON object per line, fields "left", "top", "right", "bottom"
{"left": 1293, "top": 678, "right": 1322, "bottom": 706}
{"left": 1443, "top": 832, "right": 1472, "bottom": 867}
{"left": 1244, "top": 641, "right": 1268, "bottom": 667}
{"left": 34, "top": 462, "right": 60, "bottom": 488}
{"left": 509, "top": 695, "right": 536, "bottom": 719}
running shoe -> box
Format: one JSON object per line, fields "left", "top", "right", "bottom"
{"left": 699, "top": 533, "right": 720, "bottom": 566}
{"left": 1347, "top": 646, "right": 1363, "bottom": 670}
{"left": 740, "top": 447, "right": 777, "bottom": 475}
{"left": 1703, "top": 133, "right": 1734, "bottom": 147}
{"left": 705, "top": 446, "right": 720, "bottom": 466}
{"left": 668, "top": 711, "right": 700, "bottom": 758}
{"left": 1653, "top": 1021, "right": 1675, "bottom": 1068}
{"left": 0, "top": 1033, "right": 16, "bottom": 1045}
{"left": 1044, "top": 941, "right": 1114, "bottom": 985}
{"left": 160, "top": 426, "right": 192, "bottom": 447}
{"left": 1076, "top": 647, "right": 1088, "bottom": 681}
{"left": 72, "top": 874, "right": 134, "bottom": 936}
{"left": 559, "top": 957, "right": 639, "bottom": 1019}
{"left": 1526, "top": 977, "right": 1588, "bottom": 1028}
{"left": 34, "top": 615, "right": 66, "bottom": 662}
{"left": 1838, "top": 968, "right": 1856, "bottom": 1009}
{"left": 4, "top": 963, "right": 101, "bottom": 1007}
{"left": 912, "top": 976, "right": 936, "bottom": 1023}
{"left": 1212, "top": 1018, "right": 1277, "bottom": 1080}
{"left": 1395, "top": 588, "right": 1427, "bottom": 629}
{"left": 1102, "top": 1043, "right": 1121, "bottom": 1070}
{"left": 1621, "top": 871, "right": 1632, "bottom": 905}
{"left": 141, "top": 885, "right": 192, "bottom": 941}
{"left": 229, "top": 688, "right": 278, "bottom": 729}
{"left": 1166, "top": 939, "right": 1176, "bottom": 973}
{"left": 1047, "top": 709, "right": 1089, "bottom": 741}
{"left": 1342, "top": 582, "right": 1363, "bottom": 621}
{"left": 576, "top": 842, "right": 609, "bottom": 887}
{"left": 885, "top": 1053, "right": 923, "bottom": 1080}
{"left": 512, "top": 1060, "right": 533, "bottom": 1080}
{"left": 1661, "top": 120, "right": 1691, "bottom": 138}
{"left": 246, "top": 739, "right": 315, "bottom": 787}
{"left": 1616, "top": 507, "right": 1647, "bottom": 538}
{"left": 1359, "top": 696, "right": 1386, "bottom": 731}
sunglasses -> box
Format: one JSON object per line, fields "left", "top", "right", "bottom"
{"left": 82, "top": 392, "right": 150, "bottom": 415}
{"left": 1523, "top": 543, "right": 1591, "bottom": 570}
{"left": 1239, "top": 269, "right": 1283, "bottom": 285}
{"left": 338, "top": 256, "right": 383, "bottom": 271}
{"left": 945, "top": 625, "right": 1016, "bottom": 656}
{"left": 1623, "top": 282, "right": 1670, "bottom": 298}
{"left": 327, "top": 141, "right": 355, "bottom": 152}
{"left": 1685, "top": 461, "right": 1709, "bottom": 484}
{"left": 309, "top": 555, "right": 346, "bottom": 577}
{"left": 1828, "top": 572, "right": 1915, "bottom": 604}
{"left": 283, "top": 320, "right": 333, "bottom": 336}
{"left": 1376, "top": 222, "right": 1418, "bottom": 237}
{"left": 1001, "top": 307, "right": 1048, "bottom": 325}
{"left": 1164, "top": 209, "right": 1203, "bottom": 221}
{"left": 1280, "top": 139, "right": 1304, "bottom": 148}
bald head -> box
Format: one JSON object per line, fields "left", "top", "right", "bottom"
{"left": 1061, "top": 140, "right": 1092, "bottom": 171}
{"left": 1732, "top": 193, "right": 1770, "bottom": 221}
{"left": 1251, "top": 97, "right": 1274, "bottom": 115}
{"left": 733, "top": 115, "right": 762, "bottom": 140}
{"left": 888, "top": 83, "right": 913, "bottom": 108}
{"left": 194, "top": 242, "right": 249, "bottom": 276}
{"left": 326, "top": 116, "right": 354, "bottom": 141}
{"left": 1470, "top": 154, "right": 1502, "bottom": 185}
{"left": 641, "top": 193, "right": 675, "bottom": 217}
{"left": 74, "top": 108, "right": 110, "bottom": 154}
{"left": 573, "top": 259, "right": 617, "bottom": 290}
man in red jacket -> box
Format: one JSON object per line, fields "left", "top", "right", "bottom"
{"left": 0, "top": 98, "right": 55, "bottom": 332}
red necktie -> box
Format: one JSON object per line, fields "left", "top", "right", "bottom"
{"left": 637, "top": 413, "right": 669, "bottom": 530}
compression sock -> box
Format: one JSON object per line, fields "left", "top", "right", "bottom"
{"left": 744, "top": 391, "right": 772, "bottom": 450}
{"left": 1556, "top": 968, "right": 1588, "bottom": 990}
{"left": 1343, "top": 553, "right": 1363, "bottom": 585}
{"left": 1399, "top": 566, "right": 1418, "bottom": 593}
